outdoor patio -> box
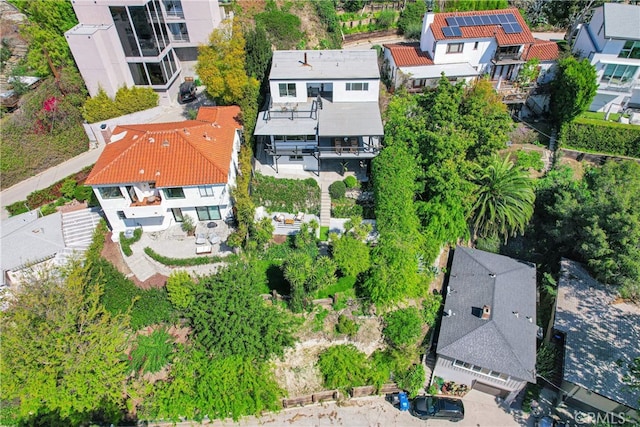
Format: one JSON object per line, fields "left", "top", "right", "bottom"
{"left": 136, "top": 220, "right": 235, "bottom": 259}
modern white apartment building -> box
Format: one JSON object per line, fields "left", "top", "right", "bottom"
{"left": 254, "top": 50, "right": 384, "bottom": 173}
{"left": 571, "top": 2, "right": 640, "bottom": 112}
{"left": 65, "top": 0, "right": 224, "bottom": 105}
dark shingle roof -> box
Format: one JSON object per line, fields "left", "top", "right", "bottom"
{"left": 554, "top": 259, "right": 640, "bottom": 410}
{"left": 437, "top": 247, "right": 537, "bottom": 382}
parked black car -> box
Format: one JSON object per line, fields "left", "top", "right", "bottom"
{"left": 410, "top": 395, "right": 465, "bottom": 422}
{"left": 178, "top": 81, "right": 197, "bottom": 104}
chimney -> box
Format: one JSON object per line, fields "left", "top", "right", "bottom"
{"left": 99, "top": 123, "right": 112, "bottom": 143}
{"left": 481, "top": 305, "right": 491, "bottom": 320}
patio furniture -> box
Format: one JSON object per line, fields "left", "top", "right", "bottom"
{"left": 209, "top": 234, "right": 221, "bottom": 245}
{"left": 349, "top": 138, "right": 358, "bottom": 154}
{"left": 284, "top": 218, "right": 295, "bottom": 225}
{"left": 295, "top": 212, "right": 305, "bottom": 222}
{"left": 334, "top": 138, "right": 342, "bottom": 154}
{"left": 196, "top": 245, "right": 212, "bottom": 254}
{"left": 207, "top": 221, "right": 218, "bottom": 228}
{"left": 195, "top": 233, "right": 207, "bottom": 245}
{"left": 274, "top": 213, "right": 285, "bottom": 222}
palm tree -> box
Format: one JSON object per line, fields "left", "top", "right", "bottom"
{"left": 470, "top": 155, "right": 535, "bottom": 243}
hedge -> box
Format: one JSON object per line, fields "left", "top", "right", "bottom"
{"left": 82, "top": 86, "right": 159, "bottom": 123}
{"left": 558, "top": 118, "right": 640, "bottom": 158}
{"left": 119, "top": 228, "right": 142, "bottom": 257}
{"left": 144, "top": 247, "right": 226, "bottom": 266}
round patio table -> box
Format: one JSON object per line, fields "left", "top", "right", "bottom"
{"left": 207, "top": 221, "right": 218, "bottom": 228}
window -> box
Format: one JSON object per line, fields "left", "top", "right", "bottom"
{"left": 474, "top": 41, "right": 479, "bottom": 50}
{"left": 99, "top": 186, "right": 123, "bottom": 199}
{"left": 196, "top": 206, "right": 221, "bottom": 221}
{"left": 199, "top": 186, "right": 215, "bottom": 197}
{"left": 289, "top": 155, "right": 303, "bottom": 161}
{"left": 164, "top": 187, "right": 185, "bottom": 199}
{"left": 619, "top": 41, "right": 640, "bottom": 59}
{"left": 117, "top": 211, "right": 126, "bottom": 220}
{"left": 432, "top": 41, "right": 437, "bottom": 53}
{"left": 601, "top": 64, "right": 639, "bottom": 86}
{"left": 412, "top": 78, "right": 425, "bottom": 88}
{"left": 447, "top": 43, "right": 464, "bottom": 54}
{"left": 171, "top": 208, "right": 183, "bottom": 222}
{"left": 346, "top": 82, "right": 369, "bottom": 91}
{"left": 279, "top": 83, "right": 296, "bottom": 97}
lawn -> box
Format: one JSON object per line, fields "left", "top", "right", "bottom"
{"left": 314, "top": 275, "right": 356, "bottom": 300}
{"left": 320, "top": 226, "right": 329, "bottom": 242}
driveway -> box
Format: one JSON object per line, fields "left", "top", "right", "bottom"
{"left": 151, "top": 392, "right": 533, "bottom": 427}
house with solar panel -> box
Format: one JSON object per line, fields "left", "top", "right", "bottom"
{"left": 85, "top": 106, "right": 242, "bottom": 238}
{"left": 570, "top": 2, "right": 640, "bottom": 113}
{"left": 254, "top": 50, "right": 384, "bottom": 173}
{"left": 383, "top": 8, "right": 559, "bottom": 99}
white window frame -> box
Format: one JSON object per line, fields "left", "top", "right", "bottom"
{"left": 452, "top": 359, "right": 508, "bottom": 382}
{"left": 198, "top": 185, "right": 215, "bottom": 197}
{"left": 278, "top": 83, "right": 296, "bottom": 97}
{"left": 447, "top": 43, "right": 464, "bottom": 54}
{"left": 346, "top": 82, "right": 369, "bottom": 91}
{"left": 99, "top": 186, "right": 124, "bottom": 199}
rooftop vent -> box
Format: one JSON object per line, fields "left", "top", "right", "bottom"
{"left": 512, "top": 311, "right": 519, "bottom": 318}
{"left": 139, "top": 169, "right": 144, "bottom": 175}
{"left": 149, "top": 137, "right": 155, "bottom": 143}
{"left": 212, "top": 122, "right": 220, "bottom": 128}
{"left": 99, "top": 123, "right": 112, "bottom": 143}
{"left": 302, "top": 52, "right": 311, "bottom": 67}
{"left": 203, "top": 132, "right": 211, "bottom": 141}
{"left": 162, "top": 140, "right": 169, "bottom": 147}
{"left": 184, "top": 128, "right": 190, "bottom": 135}
{"left": 489, "top": 273, "right": 496, "bottom": 278}
{"left": 481, "top": 305, "right": 491, "bottom": 320}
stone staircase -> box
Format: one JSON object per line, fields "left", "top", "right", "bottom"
{"left": 423, "top": 352, "right": 438, "bottom": 387}
{"left": 54, "top": 208, "right": 102, "bottom": 265}
{"left": 320, "top": 182, "right": 331, "bottom": 229}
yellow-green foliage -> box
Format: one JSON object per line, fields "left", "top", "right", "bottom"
{"left": 82, "top": 86, "right": 159, "bottom": 123}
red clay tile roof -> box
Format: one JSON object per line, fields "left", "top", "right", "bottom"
{"left": 431, "top": 8, "right": 534, "bottom": 46}
{"left": 85, "top": 106, "right": 242, "bottom": 187}
{"left": 384, "top": 42, "right": 434, "bottom": 67}
{"left": 525, "top": 38, "right": 560, "bottom": 61}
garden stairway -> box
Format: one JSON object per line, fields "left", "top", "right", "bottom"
{"left": 423, "top": 352, "right": 437, "bottom": 388}
{"left": 320, "top": 182, "right": 331, "bottom": 229}
{"left": 54, "top": 208, "right": 102, "bottom": 266}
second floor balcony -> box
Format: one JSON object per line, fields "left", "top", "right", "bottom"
{"left": 494, "top": 49, "right": 524, "bottom": 63}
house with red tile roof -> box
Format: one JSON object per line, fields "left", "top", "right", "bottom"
{"left": 85, "top": 106, "right": 242, "bottom": 238}
{"left": 383, "top": 8, "right": 559, "bottom": 95}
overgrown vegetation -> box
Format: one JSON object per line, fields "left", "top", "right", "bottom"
{"left": 255, "top": 2, "right": 304, "bottom": 50}
{"left": 82, "top": 86, "right": 158, "bottom": 123}
{"left": 144, "top": 247, "right": 225, "bottom": 267}
{"left": 397, "top": 0, "right": 426, "bottom": 39}
{"left": 251, "top": 173, "right": 320, "bottom": 215}
{"left": 1, "top": 68, "right": 89, "bottom": 189}
{"left": 129, "top": 329, "right": 174, "bottom": 375}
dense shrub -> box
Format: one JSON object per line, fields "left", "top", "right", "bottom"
{"left": 73, "top": 185, "right": 93, "bottom": 202}
{"left": 397, "top": 1, "right": 426, "bottom": 38}
{"left": 383, "top": 307, "right": 423, "bottom": 347}
{"left": 82, "top": 86, "right": 159, "bottom": 123}
{"left": 317, "top": 344, "right": 371, "bottom": 393}
{"left": 129, "top": 329, "right": 174, "bottom": 374}
{"left": 343, "top": 175, "right": 358, "bottom": 189}
{"left": 331, "top": 197, "right": 363, "bottom": 218}
{"left": 315, "top": 0, "right": 342, "bottom": 48}
{"left": 513, "top": 150, "right": 544, "bottom": 171}
{"left": 422, "top": 293, "right": 443, "bottom": 327}
{"left": 558, "top": 118, "right": 640, "bottom": 158}
{"left": 88, "top": 257, "right": 176, "bottom": 329}
{"left": 251, "top": 174, "right": 320, "bottom": 215}
{"left": 5, "top": 201, "right": 29, "bottom": 216}
{"left": 329, "top": 180, "right": 346, "bottom": 199}
{"left": 336, "top": 314, "right": 359, "bottom": 338}
{"left": 395, "top": 364, "right": 425, "bottom": 398}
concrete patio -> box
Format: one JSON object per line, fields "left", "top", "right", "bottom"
{"left": 125, "top": 221, "right": 236, "bottom": 281}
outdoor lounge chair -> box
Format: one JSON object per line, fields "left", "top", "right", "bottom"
{"left": 195, "top": 233, "right": 207, "bottom": 245}
{"left": 295, "top": 212, "right": 304, "bottom": 222}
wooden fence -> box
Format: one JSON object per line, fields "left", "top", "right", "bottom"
{"left": 283, "top": 383, "right": 401, "bottom": 409}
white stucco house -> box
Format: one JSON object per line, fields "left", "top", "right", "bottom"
{"left": 383, "top": 8, "right": 559, "bottom": 97}
{"left": 65, "top": 0, "right": 225, "bottom": 105}
{"left": 432, "top": 247, "right": 538, "bottom": 404}
{"left": 570, "top": 2, "right": 640, "bottom": 113}
{"left": 85, "top": 106, "right": 242, "bottom": 239}
{"left": 254, "top": 50, "right": 384, "bottom": 173}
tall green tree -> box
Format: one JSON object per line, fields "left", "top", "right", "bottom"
{"left": 0, "top": 262, "right": 130, "bottom": 425}
{"left": 188, "top": 260, "right": 296, "bottom": 359}
{"left": 470, "top": 155, "right": 535, "bottom": 242}
{"left": 550, "top": 56, "right": 597, "bottom": 127}
{"left": 197, "top": 19, "right": 249, "bottom": 105}
{"left": 244, "top": 25, "right": 272, "bottom": 82}
{"left": 331, "top": 234, "right": 371, "bottom": 277}
{"left": 397, "top": 0, "right": 426, "bottom": 39}
{"left": 9, "top": 0, "right": 78, "bottom": 75}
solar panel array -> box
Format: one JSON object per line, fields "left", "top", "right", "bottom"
{"left": 442, "top": 12, "right": 523, "bottom": 37}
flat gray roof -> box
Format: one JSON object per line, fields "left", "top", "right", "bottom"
{"left": 269, "top": 50, "right": 380, "bottom": 80}
{"left": 318, "top": 102, "right": 383, "bottom": 136}
{"left": 554, "top": 259, "right": 640, "bottom": 410}
{"left": 437, "top": 247, "right": 537, "bottom": 382}
{"left": 603, "top": 3, "right": 640, "bottom": 40}
{"left": 254, "top": 115, "right": 317, "bottom": 136}
{"left": 1, "top": 210, "right": 65, "bottom": 273}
